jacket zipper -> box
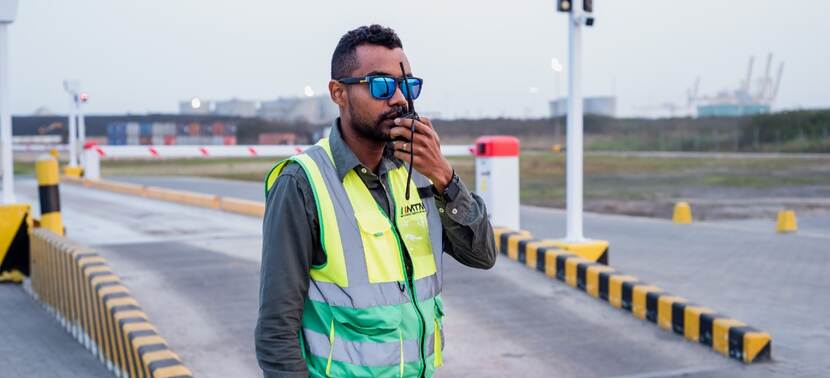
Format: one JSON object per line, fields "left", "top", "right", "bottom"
{"left": 380, "top": 177, "right": 428, "bottom": 378}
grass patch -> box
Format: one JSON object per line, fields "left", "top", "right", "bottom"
{"left": 13, "top": 161, "right": 35, "bottom": 175}
{"left": 89, "top": 153, "right": 830, "bottom": 209}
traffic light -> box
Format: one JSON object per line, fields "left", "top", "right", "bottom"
{"left": 557, "top": 0, "right": 571, "bottom": 12}
{"left": 583, "top": 0, "right": 593, "bottom": 12}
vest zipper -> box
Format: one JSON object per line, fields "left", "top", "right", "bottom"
{"left": 381, "top": 176, "right": 428, "bottom": 378}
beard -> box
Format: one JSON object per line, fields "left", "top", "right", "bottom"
{"left": 348, "top": 102, "right": 405, "bottom": 143}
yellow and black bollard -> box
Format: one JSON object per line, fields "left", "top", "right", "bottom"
{"left": 36, "top": 154, "right": 64, "bottom": 236}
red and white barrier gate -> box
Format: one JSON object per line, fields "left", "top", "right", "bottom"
{"left": 83, "top": 141, "right": 520, "bottom": 228}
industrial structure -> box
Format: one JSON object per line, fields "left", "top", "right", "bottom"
{"left": 694, "top": 53, "right": 784, "bottom": 117}
{"left": 634, "top": 53, "right": 784, "bottom": 119}
{"left": 12, "top": 115, "right": 242, "bottom": 146}
{"left": 550, "top": 96, "right": 617, "bottom": 118}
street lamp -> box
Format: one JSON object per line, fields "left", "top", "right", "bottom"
{"left": 62, "top": 80, "right": 82, "bottom": 176}
{"left": 551, "top": 57, "right": 564, "bottom": 100}
{"left": 0, "top": 0, "right": 19, "bottom": 204}
{"left": 553, "top": 0, "right": 608, "bottom": 261}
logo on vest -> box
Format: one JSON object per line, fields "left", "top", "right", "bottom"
{"left": 400, "top": 202, "right": 426, "bottom": 217}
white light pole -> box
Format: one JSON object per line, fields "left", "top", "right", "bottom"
{"left": 0, "top": 0, "right": 19, "bottom": 204}
{"left": 78, "top": 91, "right": 88, "bottom": 168}
{"left": 565, "top": 6, "right": 585, "bottom": 242}
{"left": 63, "top": 80, "right": 80, "bottom": 172}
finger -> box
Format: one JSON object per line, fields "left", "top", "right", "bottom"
{"left": 414, "top": 118, "right": 440, "bottom": 142}
{"left": 394, "top": 118, "right": 439, "bottom": 141}
{"left": 393, "top": 141, "right": 410, "bottom": 153}
{"left": 409, "top": 129, "right": 440, "bottom": 155}
{"left": 393, "top": 150, "right": 413, "bottom": 165}
{"left": 389, "top": 126, "right": 413, "bottom": 141}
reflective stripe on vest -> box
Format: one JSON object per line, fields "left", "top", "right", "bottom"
{"left": 265, "top": 138, "right": 446, "bottom": 377}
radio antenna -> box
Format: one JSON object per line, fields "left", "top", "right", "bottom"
{"left": 400, "top": 62, "right": 418, "bottom": 200}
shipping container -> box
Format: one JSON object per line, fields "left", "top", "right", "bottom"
{"left": 107, "top": 122, "right": 127, "bottom": 139}
{"left": 259, "top": 132, "right": 297, "bottom": 145}
{"left": 211, "top": 122, "right": 225, "bottom": 136}
{"left": 152, "top": 122, "right": 164, "bottom": 136}
{"left": 140, "top": 123, "right": 152, "bottom": 136}
{"left": 188, "top": 123, "right": 201, "bottom": 136}
{"left": 86, "top": 136, "right": 108, "bottom": 146}
{"left": 126, "top": 122, "right": 140, "bottom": 136}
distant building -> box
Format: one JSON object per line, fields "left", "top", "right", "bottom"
{"left": 179, "top": 98, "right": 212, "bottom": 115}
{"left": 179, "top": 95, "right": 337, "bottom": 125}
{"left": 258, "top": 96, "right": 338, "bottom": 125}
{"left": 550, "top": 96, "right": 617, "bottom": 118}
{"left": 214, "top": 98, "right": 258, "bottom": 117}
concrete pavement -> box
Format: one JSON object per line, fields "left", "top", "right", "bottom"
{"left": 0, "top": 284, "right": 111, "bottom": 378}
{"left": 110, "top": 175, "right": 830, "bottom": 376}
{"left": 7, "top": 175, "right": 830, "bottom": 376}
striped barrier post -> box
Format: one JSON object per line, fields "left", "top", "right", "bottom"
{"left": 28, "top": 228, "right": 193, "bottom": 378}
{"left": 36, "top": 154, "right": 64, "bottom": 235}
{"left": 493, "top": 227, "right": 771, "bottom": 363}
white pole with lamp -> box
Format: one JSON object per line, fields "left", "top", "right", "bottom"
{"left": 0, "top": 0, "right": 19, "bottom": 204}
{"left": 565, "top": 1, "right": 584, "bottom": 242}
{"left": 63, "top": 80, "right": 82, "bottom": 176}
{"left": 554, "top": 0, "right": 609, "bottom": 264}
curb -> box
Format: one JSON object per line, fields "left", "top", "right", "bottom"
{"left": 494, "top": 227, "right": 772, "bottom": 363}
{"left": 64, "top": 176, "right": 266, "bottom": 218}
{"left": 28, "top": 228, "right": 193, "bottom": 378}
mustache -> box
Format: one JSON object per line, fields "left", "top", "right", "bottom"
{"left": 379, "top": 105, "right": 408, "bottom": 121}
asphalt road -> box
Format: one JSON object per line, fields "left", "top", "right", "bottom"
{"left": 0, "top": 284, "right": 111, "bottom": 378}
{"left": 7, "top": 176, "right": 830, "bottom": 377}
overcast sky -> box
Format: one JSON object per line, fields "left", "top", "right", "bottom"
{"left": 8, "top": 0, "right": 830, "bottom": 119}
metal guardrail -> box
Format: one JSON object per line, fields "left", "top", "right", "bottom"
{"left": 28, "top": 228, "right": 193, "bottom": 378}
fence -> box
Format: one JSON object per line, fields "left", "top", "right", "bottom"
{"left": 28, "top": 228, "right": 192, "bottom": 378}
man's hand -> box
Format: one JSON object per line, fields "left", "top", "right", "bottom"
{"left": 390, "top": 116, "right": 454, "bottom": 192}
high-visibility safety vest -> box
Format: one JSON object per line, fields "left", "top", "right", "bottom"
{"left": 265, "top": 138, "right": 446, "bottom": 377}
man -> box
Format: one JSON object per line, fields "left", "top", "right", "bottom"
{"left": 256, "top": 24, "right": 496, "bottom": 378}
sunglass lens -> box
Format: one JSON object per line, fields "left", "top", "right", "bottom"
{"left": 370, "top": 77, "right": 396, "bottom": 99}
{"left": 402, "top": 78, "right": 422, "bottom": 100}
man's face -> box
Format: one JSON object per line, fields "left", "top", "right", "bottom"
{"left": 342, "top": 45, "right": 412, "bottom": 142}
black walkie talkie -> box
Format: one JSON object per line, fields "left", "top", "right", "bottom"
{"left": 399, "top": 62, "right": 419, "bottom": 200}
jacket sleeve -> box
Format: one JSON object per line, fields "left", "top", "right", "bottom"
{"left": 435, "top": 177, "right": 497, "bottom": 269}
{"left": 255, "top": 163, "right": 316, "bottom": 378}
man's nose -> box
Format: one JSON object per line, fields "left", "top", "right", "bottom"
{"left": 387, "top": 83, "right": 408, "bottom": 108}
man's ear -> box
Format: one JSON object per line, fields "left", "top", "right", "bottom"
{"left": 329, "top": 80, "right": 347, "bottom": 108}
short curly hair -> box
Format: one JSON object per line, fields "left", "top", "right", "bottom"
{"left": 331, "top": 25, "right": 403, "bottom": 79}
